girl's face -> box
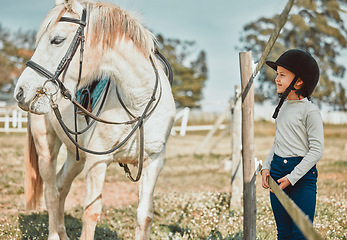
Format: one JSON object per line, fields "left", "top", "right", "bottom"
{"left": 275, "top": 66, "right": 303, "bottom": 99}
{"left": 275, "top": 66, "right": 296, "bottom": 94}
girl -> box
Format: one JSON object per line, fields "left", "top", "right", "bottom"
{"left": 261, "top": 49, "right": 324, "bottom": 239}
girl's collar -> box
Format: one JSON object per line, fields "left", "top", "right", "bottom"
{"left": 287, "top": 97, "right": 308, "bottom": 103}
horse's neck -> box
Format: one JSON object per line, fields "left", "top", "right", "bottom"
{"left": 100, "top": 41, "right": 156, "bottom": 110}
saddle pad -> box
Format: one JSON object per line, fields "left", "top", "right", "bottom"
{"left": 76, "top": 78, "right": 109, "bottom": 111}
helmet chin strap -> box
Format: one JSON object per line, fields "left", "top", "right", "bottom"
{"left": 272, "top": 75, "right": 299, "bottom": 119}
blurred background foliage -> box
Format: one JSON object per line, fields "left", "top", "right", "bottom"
{"left": 156, "top": 34, "right": 208, "bottom": 108}
{"left": 0, "top": 25, "right": 35, "bottom": 91}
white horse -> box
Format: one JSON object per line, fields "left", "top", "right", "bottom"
{"left": 14, "top": 0, "right": 175, "bottom": 239}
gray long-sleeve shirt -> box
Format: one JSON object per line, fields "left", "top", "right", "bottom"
{"left": 261, "top": 98, "right": 324, "bottom": 185}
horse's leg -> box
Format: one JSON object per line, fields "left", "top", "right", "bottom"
{"left": 30, "top": 114, "right": 62, "bottom": 240}
{"left": 55, "top": 150, "right": 85, "bottom": 240}
{"left": 80, "top": 161, "right": 107, "bottom": 240}
{"left": 136, "top": 151, "right": 165, "bottom": 240}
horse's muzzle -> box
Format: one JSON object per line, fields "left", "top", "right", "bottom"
{"left": 15, "top": 87, "right": 30, "bottom": 112}
{"left": 15, "top": 87, "right": 24, "bottom": 102}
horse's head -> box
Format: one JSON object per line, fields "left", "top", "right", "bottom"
{"left": 15, "top": 0, "right": 156, "bottom": 114}
{"left": 14, "top": 0, "right": 86, "bottom": 114}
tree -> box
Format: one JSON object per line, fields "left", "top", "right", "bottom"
{"left": 0, "top": 25, "right": 16, "bottom": 86}
{"left": 239, "top": 0, "right": 347, "bottom": 110}
{"left": 156, "top": 34, "right": 208, "bottom": 108}
{"left": 0, "top": 24, "right": 35, "bottom": 89}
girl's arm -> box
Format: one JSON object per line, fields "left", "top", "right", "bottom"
{"left": 261, "top": 140, "right": 276, "bottom": 189}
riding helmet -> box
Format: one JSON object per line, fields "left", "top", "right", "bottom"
{"left": 266, "top": 49, "right": 320, "bottom": 97}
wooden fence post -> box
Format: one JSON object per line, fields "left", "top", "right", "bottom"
{"left": 230, "top": 85, "right": 242, "bottom": 209}
{"left": 240, "top": 51, "right": 256, "bottom": 239}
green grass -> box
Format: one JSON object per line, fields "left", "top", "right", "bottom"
{"left": 2, "top": 187, "right": 345, "bottom": 239}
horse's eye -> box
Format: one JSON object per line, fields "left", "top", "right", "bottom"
{"left": 50, "top": 36, "right": 66, "bottom": 45}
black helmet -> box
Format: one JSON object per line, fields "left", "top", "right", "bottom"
{"left": 266, "top": 49, "right": 320, "bottom": 119}
{"left": 266, "top": 49, "right": 320, "bottom": 97}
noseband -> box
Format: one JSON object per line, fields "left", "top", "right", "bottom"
{"left": 25, "top": 8, "right": 164, "bottom": 182}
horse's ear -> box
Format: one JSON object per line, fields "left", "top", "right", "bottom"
{"left": 55, "top": 0, "right": 83, "bottom": 14}
{"left": 55, "top": 0, "right": 65, "bottom": 5}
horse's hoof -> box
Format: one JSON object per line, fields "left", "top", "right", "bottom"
{"left": 59, "top": 232, "right": 70, "bottom": 240}
{"left": 47, "top": 233, "right": 60, "bottom": 240}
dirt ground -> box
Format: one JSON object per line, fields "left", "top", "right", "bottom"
{"left": 62, "top": 133, "right": 234, "bottom": 210}
{"left": 0, "top": 131, "right": 234, "bottom": 213}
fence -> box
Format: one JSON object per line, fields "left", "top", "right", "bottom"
{"left": 2, "top": 104, "right": 347, "bottom": 134}
{"left": 0, "top": 107, "right": 28, "bottom": 133}
{"left": 255, "top": 103, "right": 347, "bottom": 124}
{"left": 321, "top": 111, "right": 347, "bottom": 124}
{"left": 172, "top": 107, "right": 228, "bottom": 137}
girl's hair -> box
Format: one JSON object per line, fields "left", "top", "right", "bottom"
{"left": 295, "top": 82, "right": 311, "bottom": 100}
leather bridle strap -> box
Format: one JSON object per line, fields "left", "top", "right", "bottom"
{"left": 24, "top": 7, "right": 163, "bottom": 182}
{"left": 115, "top": 56, "right": 163, "bottom": 120}
{"left": 69, "top": 55, "right": 162, "bottom": 125}
{"left": 26, "top": 9, "right": 87, "bottom": 101}
{"left": 60, "top": 16, "right": 86, "bottom": 26}
{"left": 64, "top": 79, "right": 112, "bottom": 136}
{"left": 272, "top": 75, "right": 299, "bottom": 119}
{"left": 25, "top": 9, "right": 138, "bottom": 125}
{"left": 52, "top": 54, "right": 161, "bottom": 154}
{"left": 26, "top": 9, "right": 87, "bottom": 161}
{"left": 26, "top": 60, "right": 53, "bottom": 79}
{"left": 154, "top": 49, "right": 173, "bottom": 86}
{"left": 51, "top": 54, "right": 161, "bottom": 182}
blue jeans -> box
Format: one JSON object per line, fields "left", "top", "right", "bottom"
{"left": 270, "top": 154, "right": 318, "bottom": 240}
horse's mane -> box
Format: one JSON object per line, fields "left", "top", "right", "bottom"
{"left": 37, "top": 0, "right": 154, "bottom": 56}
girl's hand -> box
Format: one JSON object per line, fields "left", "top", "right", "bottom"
{"left": 277, "top": 177, "right": 291, "bottom": 190}
{"left": 261, "top": 169, "right": 270, "bottom": 189}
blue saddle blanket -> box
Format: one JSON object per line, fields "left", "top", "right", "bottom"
{"left": 76, "top": 78, "right": 109, "bottom": 111}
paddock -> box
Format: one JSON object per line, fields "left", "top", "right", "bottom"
{"left": 0, "top": 123, "right": 346, "bottom": 239}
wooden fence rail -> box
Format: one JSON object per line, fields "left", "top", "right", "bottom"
{"left": 267, "top": 175, "right": 323, "bottom": 240}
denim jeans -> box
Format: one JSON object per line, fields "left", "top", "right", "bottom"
{"left": 270, "top": 154, "right": 318, "bottom": 240}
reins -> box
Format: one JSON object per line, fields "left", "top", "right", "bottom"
{"left": 25, "top": 8, "right": 165, "bottom": 182}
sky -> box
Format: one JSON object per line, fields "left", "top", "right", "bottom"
{"left": 0, "top": 0, "right": 346, "bottom": 111}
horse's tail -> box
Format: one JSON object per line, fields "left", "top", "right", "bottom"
{"left": 24, "top": 118, "right": 43, "bottom": 210}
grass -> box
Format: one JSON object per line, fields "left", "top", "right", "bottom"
{"left": 0, "top": 122, "right": 346, "bottom": 239}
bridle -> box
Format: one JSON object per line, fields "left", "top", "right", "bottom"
{"left": 27, "top": 9, "right": 87, "bottom": 102}
{"left": 25, "top": 8, "right": 164, "bottom": 182}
